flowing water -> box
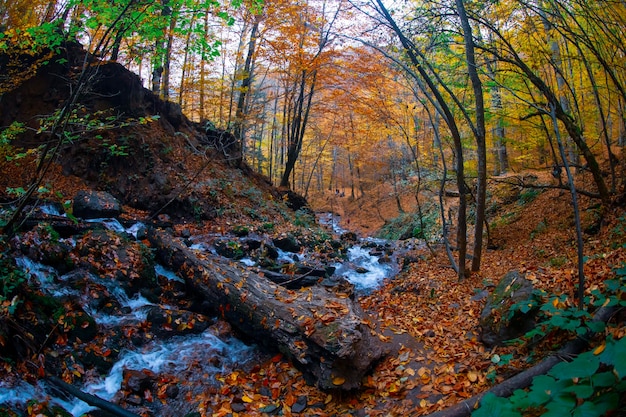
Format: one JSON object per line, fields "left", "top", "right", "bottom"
{"left": 1, "top": 211, "right": 399, "bottom": 415}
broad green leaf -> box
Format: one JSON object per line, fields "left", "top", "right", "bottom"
{"left": 530, "top": 375, "right": 557, "bottom": 397}
{"left": 612, "top": 337, "right": 626, "bottom": 378}
{"left": 591, "top": 371, "right": 617, "bottom": 388}
{"left": 545, "top": 393, "right": 576, "bottom": 414}
{"left": 563, "top": 382, "right": 594, "bottom": 399}
{"left": 572, "top": 400, "right": 611, "bottom": 417}
{"left": 472, "top": 393, "right": 521, "bottom": 417}
{"left": 591, "top": 392, "right": 619, "bottom": 414}
{"left": 549, "top": 352, "right": 600, "bottom": 379}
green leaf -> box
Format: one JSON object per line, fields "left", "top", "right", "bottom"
{"left": 530, "top": 375, "right": 557, "bottom": 397}
{"left": 525, "top": 383, "right": 551, "bottom": 406}
{"left": 563, "top": 382, "right": 594, "bottom": 399}
{"left": 591, "top": 371, "right": 617, "bottom": 388}
{"left": 586, "top": 321, "right": 606, "bottom": 333}
{"left": 549, "top": 352, "right": 600, "bottom": 379}
{"left": 591, "top": 392, "right": 619, "bottom": 415}
{"left": 572, "top": 400, "right": 611, "bottom": 417}
{"left": 545, "top": 393, "right": 576, "bottom": 414}
{"left": 472, "top": 393, "right": 521, "bottom": 417}
{"left": 508, "top": 389, "right": 536, "bottom": 409}
{"left": 612, "top": 337, "right": 626, "bottom": 378}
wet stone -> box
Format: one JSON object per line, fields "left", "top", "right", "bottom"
{"left": 291, "top": 396, "right": 308, "bottom": 413}
{"left": 73, "top": 190, "right": 121, "bottom": 219}
{"left": 125, "top": 394, "right": 143, "bottom": 406}
{"left": 231, "top": 402, "right": 247, "bottom": 413}
{"left": 165, "top": 384, "right": 179, "bottom": 399}
{"left": 272, "top": 235, "right": 301, "bottom": 253}
{"left": 123, "top": 369, "right": 155, "bottom": 393}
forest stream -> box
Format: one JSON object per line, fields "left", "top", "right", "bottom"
{"left": 0, "top": 208, "right": 403, "bottom": 416}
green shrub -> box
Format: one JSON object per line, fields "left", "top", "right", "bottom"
{"left": 0, "top": 237, "right": 25, "bottom": 315}
{"left": 474, "top": 265, "right": 626, "bottom": 417}
{"left": 294, "top": 209, "right": 315, "bottom": 227}
{"left": 377, "top": 203, "right": 438, "bottom": 241}
{"left": 518, "top": 188, "right": 541, "bottom": 206}
{"left": 474, "top": 336, "right": 626, "bottom": 417}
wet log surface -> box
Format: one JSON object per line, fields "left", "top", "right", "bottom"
{"left": 147, "top": 228, "right": 387, "bottom": 390}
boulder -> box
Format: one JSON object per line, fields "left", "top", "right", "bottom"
{"left": 73, "top": 190, "right": 121, "bottom": 219}
{"left": 272, "top": 235, "right": 301, "bottom": 253}
{"left": 214, "top": 239, "right": 245, "bottom": 260}
{"left": 146, "top": 306, "right": 211, "bottom": 339}
{"left": 479, "top": 271, "right": 539, "bottom": 346}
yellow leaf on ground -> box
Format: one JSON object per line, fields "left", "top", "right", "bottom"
{"left": 332, "top": 376, "right": 346, "bottom": 385}
{"left": 593, "top": 343, "right": 606, "bottom": 355}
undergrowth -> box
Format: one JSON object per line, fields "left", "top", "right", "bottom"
{"left": 377, "top": 202, "right": 439, "bottom": 240}
{"left": 473, "top": 264, "right": 626, "bottom": 417}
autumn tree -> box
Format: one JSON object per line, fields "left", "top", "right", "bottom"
{"left": 470, "top": 0, "right": 614, "bottom": 205}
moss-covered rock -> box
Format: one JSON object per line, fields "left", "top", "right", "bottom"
{"left": 479, "top": 270, "right": 539, "bottom": 346}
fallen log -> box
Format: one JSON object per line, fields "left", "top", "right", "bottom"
{"left": 46, "top": 376, "right": 140, "bottom": 417}
{"left": 425, "top": 305, "right": 618, "bottom": 417}
{"left": 147, "top": 228, "right": 387, "bottom": 390}
{"left": 256, "top": 267, "right": 321, "bottom": 289}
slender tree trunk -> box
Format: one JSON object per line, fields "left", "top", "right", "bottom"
{"left": 162, "top": 7, "right": 177, "bottom": 100}
{"left": 485, "top": 36, "right": 508, "bottom": 175}
{"left": 550, "top": 104, "right": 586, "bottom": 309}
{"left": 482, "top": 23, "right": 610, "bottom": 205}
{"left": 178, "top": 14, "right": 197, "bottom": 108}
{"left": 233, "top": 15, "right": 261, "bottom": 154}
{"left": 376, "top": 0, "right": 468, "bottom": 278}
{"left": 281, "top": 69, "right": 317, "bottom": 188}
{"left": 151, "top": 0, "right": 170, "bottom": 96}
{"left": 375, "top": 0, "right": 467, "bottom": 279}
{"left": 456, "top": 0, "right": 486, "bottom": 272}
{"left": 539, "top": 2, "right": 579, "bottom": 168}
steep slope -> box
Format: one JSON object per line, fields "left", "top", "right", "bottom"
{"left": 0, "top": 41, "right": 300, "bottom": 228}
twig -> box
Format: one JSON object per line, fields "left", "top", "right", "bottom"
{"left": 46, "top": 376, "right": 140, "bottom": 417}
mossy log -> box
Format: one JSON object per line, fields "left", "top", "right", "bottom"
{"left": 147, "top": 228, "right": 386, "bottom": 390}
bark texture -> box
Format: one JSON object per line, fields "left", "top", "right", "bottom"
{"left": 147, "top": 228, "right": 387, "bottom": 390}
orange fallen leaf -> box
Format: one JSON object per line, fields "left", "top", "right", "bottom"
{"left": 593, "top": 343, "right": 606, "bottom": 355}
{"left": 467, "top": 371, "right": 478, "bottom": 382}
{"left": 332, "top": 376, "right": 345, "bottom": 386}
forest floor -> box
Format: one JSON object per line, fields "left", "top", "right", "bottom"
{"left": 2, "top": 159, "right": 625, "bottom": 416}
{"left": 295, "top": 171, "right": 626, "bottom": 416}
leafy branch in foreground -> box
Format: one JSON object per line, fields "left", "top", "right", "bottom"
{"left": 474, "top": 265, "right": 626, "bottom": 417}
{"left": 474, "top": 335, "right": 626, "bottom": 417}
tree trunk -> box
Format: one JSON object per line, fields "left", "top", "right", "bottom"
{"left": 485, "top": 34, "right": 508, "bottom": 175}
{"left": 233, "top": 15, "right": 261, "bottom": 146}
{"left": 456, "top": 0, "right": 486, "bottom": 272}
{"left": 162, "top": 7, "right": 177, "bottom": 100}
{"left": 47, "top": 377, "right": 140, "bottom": 417}
{"left": 147, "top": 228, "right": 387, "bottom": 391}
{"left": 374, "top": 0, "right": 467, "bottom": 279}
{"left": 539, "top": 1, "right": 579, "bottom": 168}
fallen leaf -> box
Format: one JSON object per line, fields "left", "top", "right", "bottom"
{"left": 332, "top": 376, "right": 345, "bottom": 386}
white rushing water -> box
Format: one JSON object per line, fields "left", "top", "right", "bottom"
{"left": 4, "top": 249, "right": 255, "bottom": 415}
{"left": 333, "top": 245, "right": 396, "bottom": 292}
{"left": 3, "top": 215, "right": 397, "bottom": 415}
{"left": 61, "top": 331, "right": 255, "bottom": 416}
